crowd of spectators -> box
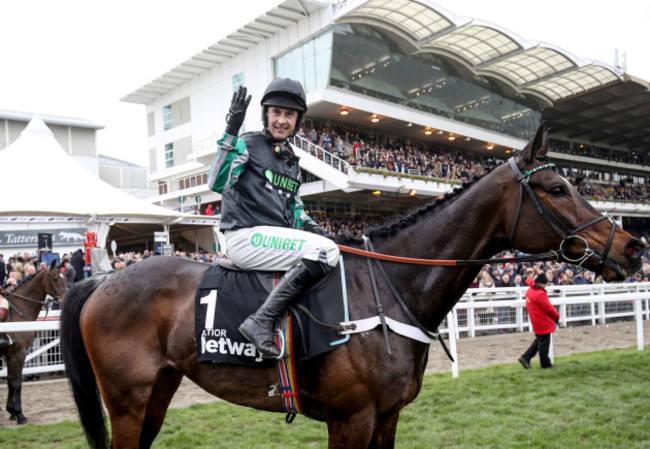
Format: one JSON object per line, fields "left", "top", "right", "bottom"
{"left": 0, "top": 252, "right": 52, "bottom": 287}
{"left": 573, "top": 178, "right": 650, "bottom": 203}
{"left": 297, "top": 124, "right": 650, "bottom": 202}
{"left": 297, "top": 125, "right": 485, "bottom": 182}
{"left": 550, "top": 139, "right": 648, "bottom": 166}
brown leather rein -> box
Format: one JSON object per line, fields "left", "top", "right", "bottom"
{"left": 337, "top": 244, "right": 561, "bottom": 266}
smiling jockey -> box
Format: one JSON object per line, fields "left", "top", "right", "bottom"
{"left": 208, "top": 78, "right": 340, "bottom": 359}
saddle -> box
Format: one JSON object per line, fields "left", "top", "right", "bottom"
{"left": 194, "top": 261, "right": 348, "bottom": 367}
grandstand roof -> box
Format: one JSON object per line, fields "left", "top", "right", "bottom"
{"left": 122, "top": 0, "right": 650, "bottom": 153}
{"left": 542, "top": 74, "right": 650, "bottom": 150}
{"left": 333, "top": 0, "right": 622, "bottom": 107}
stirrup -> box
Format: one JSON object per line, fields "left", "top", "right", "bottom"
{"left": 273, "top": 327, "right": 286, "bottom": 360}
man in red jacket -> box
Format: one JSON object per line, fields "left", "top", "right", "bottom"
{"left": 519, "top": 273, "right": 560, "bottom": 369}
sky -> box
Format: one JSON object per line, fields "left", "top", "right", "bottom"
{"left": 1, "top": 0, "right": 648, "bottom": 167}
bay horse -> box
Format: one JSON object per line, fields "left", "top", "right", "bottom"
{"left": 60, "top": 125, "right": 644, "bottom": 448}
{"left": 1, "top": 259, "right": 67, "bottom": 424}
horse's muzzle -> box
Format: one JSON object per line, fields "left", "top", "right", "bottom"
{"left": 625, "top": 238, "right": 646, "bottom": 265}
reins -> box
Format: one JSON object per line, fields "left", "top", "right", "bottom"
{"left": 337, "top": 244, "right": 562, "bottom": 266}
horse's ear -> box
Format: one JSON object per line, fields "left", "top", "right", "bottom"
{"left": 49, "top": 259, "right": 57, "bottom": 271}
{"left": 57, "top": 259, "right": 66, "bottom": 269}
{"left": 518, "top": 121, "right": 549, "bottom": 164}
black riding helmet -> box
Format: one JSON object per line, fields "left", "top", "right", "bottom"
{"left": 260, "top": 78, "right": 307, "bottom": 137}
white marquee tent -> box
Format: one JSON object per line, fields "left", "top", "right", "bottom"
{"left": 0, "top": 115, "right": 218, "bottom": 255}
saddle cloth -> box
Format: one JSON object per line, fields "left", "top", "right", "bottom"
{"left": 195, "top": 263, "right": 348, "bottom": 367}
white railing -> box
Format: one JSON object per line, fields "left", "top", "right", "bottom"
{"left": 439, "top": 282, "right": 649, "bottom": 377}
{"left": 291, "top": 135, "right": 351, "bottom": 174}
{"left": 0, "top": 310, "right": 63, "bottom": 377}
{"left": 1, "top": 284, "right": 647, "bottom": 378}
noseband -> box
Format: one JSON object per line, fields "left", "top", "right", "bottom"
{"left": 508, "top": 157, "right": 616, "bottom": 269}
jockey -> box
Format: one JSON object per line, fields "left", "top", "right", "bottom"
{"left": 208, "top": 78, "right": 340, "bottom": 359}
{"left": 0, "top": 283, "right": 13, "bottom": 347}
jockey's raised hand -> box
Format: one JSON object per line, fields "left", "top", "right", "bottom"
{"left": 225, "top": 86, "right": 252, "bottom": 136}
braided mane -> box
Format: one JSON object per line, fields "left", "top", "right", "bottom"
{"left": 335, "top": 165, "right": 496, "bottom": 246}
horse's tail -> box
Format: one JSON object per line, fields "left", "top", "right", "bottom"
{"left": 60, "top": 276, "right": 110, "bottom": 449}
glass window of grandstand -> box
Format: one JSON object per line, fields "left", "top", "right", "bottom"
{"left": 324, "top": 23, "right": 540, "bottom": 139}
{"left": 165, "top": 143, "right": 174, "bottom": 168}
{"left": 274, "top": 30, "right": 332, "bottom": 92}
{"left": 163, "top": 105, "right": 173, "bottom": 130}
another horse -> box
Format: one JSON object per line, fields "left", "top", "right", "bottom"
{"left": 1, "top": 259, "right": 67, "bottom": 424}
{"left": 60, "top": 125, "right": 644, "bottom": 448}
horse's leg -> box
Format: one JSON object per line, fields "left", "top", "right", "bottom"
{"left": 326, "top": 407, "right": 376, "bottom": 449}
{"left": 138, "top": 368, "right": 184, "bottom": 449}
{"left": 102, "top": 382, "right": 154, "bottom": 449}
{"left": 91, "top": 346, "right": 170, "bottom": 448}
{"left": 369, "top": 411, "right": 400, "bottom": 449}
{"left": 4, "top": 350, "right": 28, "bottom": 424}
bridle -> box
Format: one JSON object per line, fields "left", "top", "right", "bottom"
{"left": 507, "top": 157, "right": 616, "bottom": 269}
{"left": 0, "top": 269, "right": 67, "bottom": 320}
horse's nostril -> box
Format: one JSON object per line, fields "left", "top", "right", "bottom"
{"left": 625, "top": 240, "right": 645, "bottom": 259}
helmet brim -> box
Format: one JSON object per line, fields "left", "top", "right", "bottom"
{"left": 262, "top": 94, "right": 306, "bottom": 112}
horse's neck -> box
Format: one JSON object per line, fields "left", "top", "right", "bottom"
{"left": 371, "top": 176, "right": 509, "bottom": 328}
{"left": 12, "top": 276, "right": 46, "bottom": 320}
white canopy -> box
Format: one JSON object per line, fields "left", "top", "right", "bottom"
{"left": 0, "top": 115, "right": 183, "bottom": 221}
{"left": 0, "top": 116, "right": 218, "bottom": 251}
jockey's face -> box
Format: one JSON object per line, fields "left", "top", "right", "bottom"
{"left": 266, "top": 106, "right": 298, "bottom": 141}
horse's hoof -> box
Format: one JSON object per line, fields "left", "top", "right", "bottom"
{"left": 10, "top": 415, "right": 17, "bottom": 421}
{"left": 17, "top": 417, "right": 28, "bottom": 425}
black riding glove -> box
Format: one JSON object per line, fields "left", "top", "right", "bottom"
{"left": 303, "top": 221, "right": 325, "bottom": 236}
{"left": 225, "top": 86, "right": 252, "bottom": 136}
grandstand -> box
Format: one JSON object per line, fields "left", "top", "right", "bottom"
{"left": 123, "top": 0, "right": 650, "bottom": 244}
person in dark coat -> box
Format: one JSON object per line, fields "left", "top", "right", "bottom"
{"left": 0, "top": 254, "right": 6, "bottom": 284}
{"left": 70, "top": 249, "right": 85, "bottom": 283}
{"left": 63, "top": 258, "right": 76, "bottom": 285}
{"left": 518, "top": 273, "right": 560, "bottom": 369}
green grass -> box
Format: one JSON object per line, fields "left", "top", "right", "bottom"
{"left": 1, "top": 348, "right": 648, "bottom": 448}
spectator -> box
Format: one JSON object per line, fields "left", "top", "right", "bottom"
{"left": 63, "top": 258, "right": 76, "bottom": 285}
{"left": 518, "top": 273, "right": 560, "bottom": 369}
{"left": 477, "top": 271, "right": 496, "bottom": 327}
{"left": 0, "top": 289, "right": 11, "bottom": 347}
{"left": 13, "top": 257, "right": 25, "bottom": 282}
{"left": 0, "top": 254, "right": 6, "bottom": 284}
{"left": 513, "top": 274, "right": 524, "bottom": 287}
{"left": 495, "top": 272, "right": 513, "bottom": 327}
{"left": 71, "top": 249, "right": 85, "bottom": 282}
{"left": 22, "top": 264, "right": 37, "bottom": 284}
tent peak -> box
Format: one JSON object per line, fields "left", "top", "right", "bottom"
{"left": 22, "top": 114, "right": 54, "bottom": 138}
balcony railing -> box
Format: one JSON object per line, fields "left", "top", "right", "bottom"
{"left": 290, "top": 135, "right": 351, "bottom": 174}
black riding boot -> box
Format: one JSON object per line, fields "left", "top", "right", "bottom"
{"left": 238, "top": 259, "right": 331, "bottom": 359}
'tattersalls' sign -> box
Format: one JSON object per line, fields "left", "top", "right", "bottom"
{"left": 0, "top": 228, "right": 87, "bottom": 248}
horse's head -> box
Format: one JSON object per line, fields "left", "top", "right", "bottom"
{"left": 504, "top": 123, "right": 645, "bottom": 281}
{"left": 45, "top": 259, "right": 69, "bottom": 302}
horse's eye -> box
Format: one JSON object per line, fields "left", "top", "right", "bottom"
{"left": 549, "top": 185, "right": 567, "bottom": 197}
